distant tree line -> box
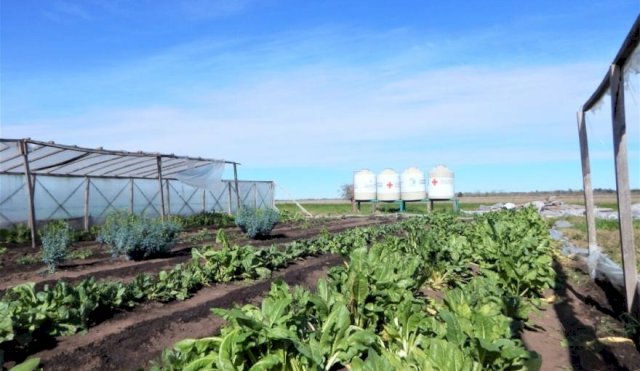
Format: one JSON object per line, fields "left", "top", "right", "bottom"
{"left": 339, "top": 185, "right": 639, "bottom": 200}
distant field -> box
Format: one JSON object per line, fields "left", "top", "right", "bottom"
{"left": 276, "top": 192, "right": 640, "bottom": 216}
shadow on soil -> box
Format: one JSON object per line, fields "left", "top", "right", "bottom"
{"left": 551, "top": 259, "right": 628, "bottom": 370}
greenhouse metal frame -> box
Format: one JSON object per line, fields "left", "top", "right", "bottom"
{"left": 0, "top": 138, "right": 275, "bottom": 247}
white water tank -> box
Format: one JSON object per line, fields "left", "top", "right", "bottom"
{"left": 377, "top": 169, "right": 400, "bottom": 201}
{"left": 353, "top": 169, "right": 377, "bottom": 200}
{"left": 401, "top": 167, "right": 426, "bottom": 201}
{"left": 428, "top": 165, "right": 455, "bottom": 200}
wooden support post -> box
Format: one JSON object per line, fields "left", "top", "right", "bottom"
{"left": 227, "top": 182, "right": 233, "bottom": 214}
{"left": 202, "top": 189, "right": 206, "bottom": 212}
{"left": 84, "top": 177, "right": 91, "bottom": 231}
{"left": 271, "top": 182, "right": 276, "bottom": 208}
{"left": 233, "top": 163, "right": 240, "bottom": 212}
{"left": 165, "top": 179, "right": 171, "bottom": 216}
{"left": 253, "top": 183, "right": 258, "bottom": 209}
{"left": 156, "top": 156, "right": 166, "bottom": 219}
{"left": 19, "top": 140, "right": 37, "bottom": 248}
{"left": 610, "top": 64, "right": 638, "bottom": 315}
{"left": 577, "top": 110, "right": 597, "bottom": 250}
{"left": 130, "top": 179, "right": 134, "bottom": 213}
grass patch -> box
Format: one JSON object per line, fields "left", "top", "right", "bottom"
{"left": 276, "top": 202, "right": 354, "bottom": 215}
{"left": 275, "top": 201, "right": 459, "bottom": 216}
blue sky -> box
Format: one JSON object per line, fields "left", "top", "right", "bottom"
{"left": 1, "top": 1, "right": 639, "bottom": 199}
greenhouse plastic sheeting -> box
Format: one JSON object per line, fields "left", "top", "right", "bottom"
{"left": 0, "top": 174, "right": 275, "bottom": 228}
{"left": 0, "top": 139, "right": 226, "bottom": 179}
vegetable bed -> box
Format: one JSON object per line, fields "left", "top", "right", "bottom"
{"left": 155, "top": 208, "right": 555, "bottom": 370}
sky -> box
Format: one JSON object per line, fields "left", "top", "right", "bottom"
{"left": 1, "top": 1, "right": 639, "bottom": 199}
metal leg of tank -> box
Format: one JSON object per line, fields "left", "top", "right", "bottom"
{"left": 429, "top": 200, "right": 434, "bottom": 212}
{"left": 400, "top": 201, "right": 405, "bottom": 212}
{"left": 453, "top": 198, "right": 460, "bottom": 212}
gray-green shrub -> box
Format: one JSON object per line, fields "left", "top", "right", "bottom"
{"left": 97, "top": 211, "right": 182, "bottom": 260}
{"left": 40, "top": 220, "right": 73, "bottom": 273}
{"left": 235, "top": 207, "right": 280, "bottom": 239}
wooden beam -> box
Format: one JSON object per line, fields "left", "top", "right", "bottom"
{"left": 130, "top": 179, "right": 134, "bottom": 213}
{"left": 583, "top": 15, "right": 639, "bottom": 112}
{"left": 233, "top": 163, "right": 240, "bottom": 212}
{"left": 156, "top": 156, "right": 166, "bottom": 219}
{"left": 227, "top": 182, "right": 233, "bottom": 214}
{"left": 165, "top": 179, "right": 171, "bottom": 216}
{"left": 19, "top": 140, "right": 37, "bottom": 248}
{"left": 610, "top": 64, "right": 638, "bottom": 315}
{"left": 84, "top": 177, "right": 91, "bottom": 231}
{"left": 271, "top": 182, "right": 276, "bottom": 208}
{"left": 253, "top": 183, "right": 258, "bottom": 208}
{"left": 577, "top": 110, "right": 597, "bottom": 250}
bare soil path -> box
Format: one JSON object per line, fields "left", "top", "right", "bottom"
{"left": 523, "top": 257, "right": 640, "bottom": 370}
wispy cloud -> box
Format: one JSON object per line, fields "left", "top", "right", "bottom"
{"left": 3, "top": 60, "right": 614, "bottom": 167}
{"left": 43, "top": 1, "right": 94, "bottom": 23}
{"left": 177, "top": 0, "right": 259, "bottom": 20}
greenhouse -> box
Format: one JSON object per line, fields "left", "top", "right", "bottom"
{"left": 0, "top": 138, "right": 275, "bottom": 245}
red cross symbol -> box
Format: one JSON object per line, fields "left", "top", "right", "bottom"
{"left": 431, "top": 178, "right": 438, "bottom": 186}
{"left": 386, "top": 181, "right": 393, "bottom": 189}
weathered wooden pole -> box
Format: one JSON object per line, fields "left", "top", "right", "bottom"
{"left": 165, "top": 179, "right": 171, "bottom": 216}
{"left": 202, "top": 189, "right": 206, "bottom": 212}
{"left": 227, "top": 182, "right": 233, "bottom": 214}
{"left": 576, "top": 110, "right": 597, "bottom": 250}
{"left": 253, "top": 183, "right": 258, "bottom": 209}
{"left": 271, "top": 182, "right": 276, "bottom": 208}
{"left": 19, "top": 140, "right": 37, "bottom": 248}
{"left": 156, "top": 156, "right": 166, "bottom": 219}
{"left": 130, "top": 179, "right": 134, "bottom": 213}
{"left": 609, "top": 63, "right": 638, "bottom": 315}
{"left": 83, "top": 176, "right": 91, "bottom": 231}
{"left": 233, "top": 163, "right": 240, "bottom": 212}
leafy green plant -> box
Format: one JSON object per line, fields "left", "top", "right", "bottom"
{"left": 97, "top": 211, "right": 182, "bottom": 260}
{"left": 0, "top": 224, "right": 31, "bottom": 244}
{"left": 16, "top": 253, "right": 40, "bottom": 266}
{"left": 278, "top": 209, "right": 305, "bottom": 223}
{"left": 185, "top": 228, "right": 212, "bottom": 243}
{"left": 39, "top": 220, "right": 73, "bottom": 273}
{"left": 68, "top": 247, "right": 94, "bottom": 260}
{"left": 170, "top": 211, "right": 234, "bottom": 229}
{"left": 235, "top": 207, "right": 280, "bottom": 239}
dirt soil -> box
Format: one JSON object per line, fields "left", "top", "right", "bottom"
{"left": 5, "top": 254, "right": 344, "bottom": 370}
{"left": 523, "top": 256, "right": 640, "bottom": 370}
{"left": 0, "top": 216, "right": 387, "bottom": 292}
